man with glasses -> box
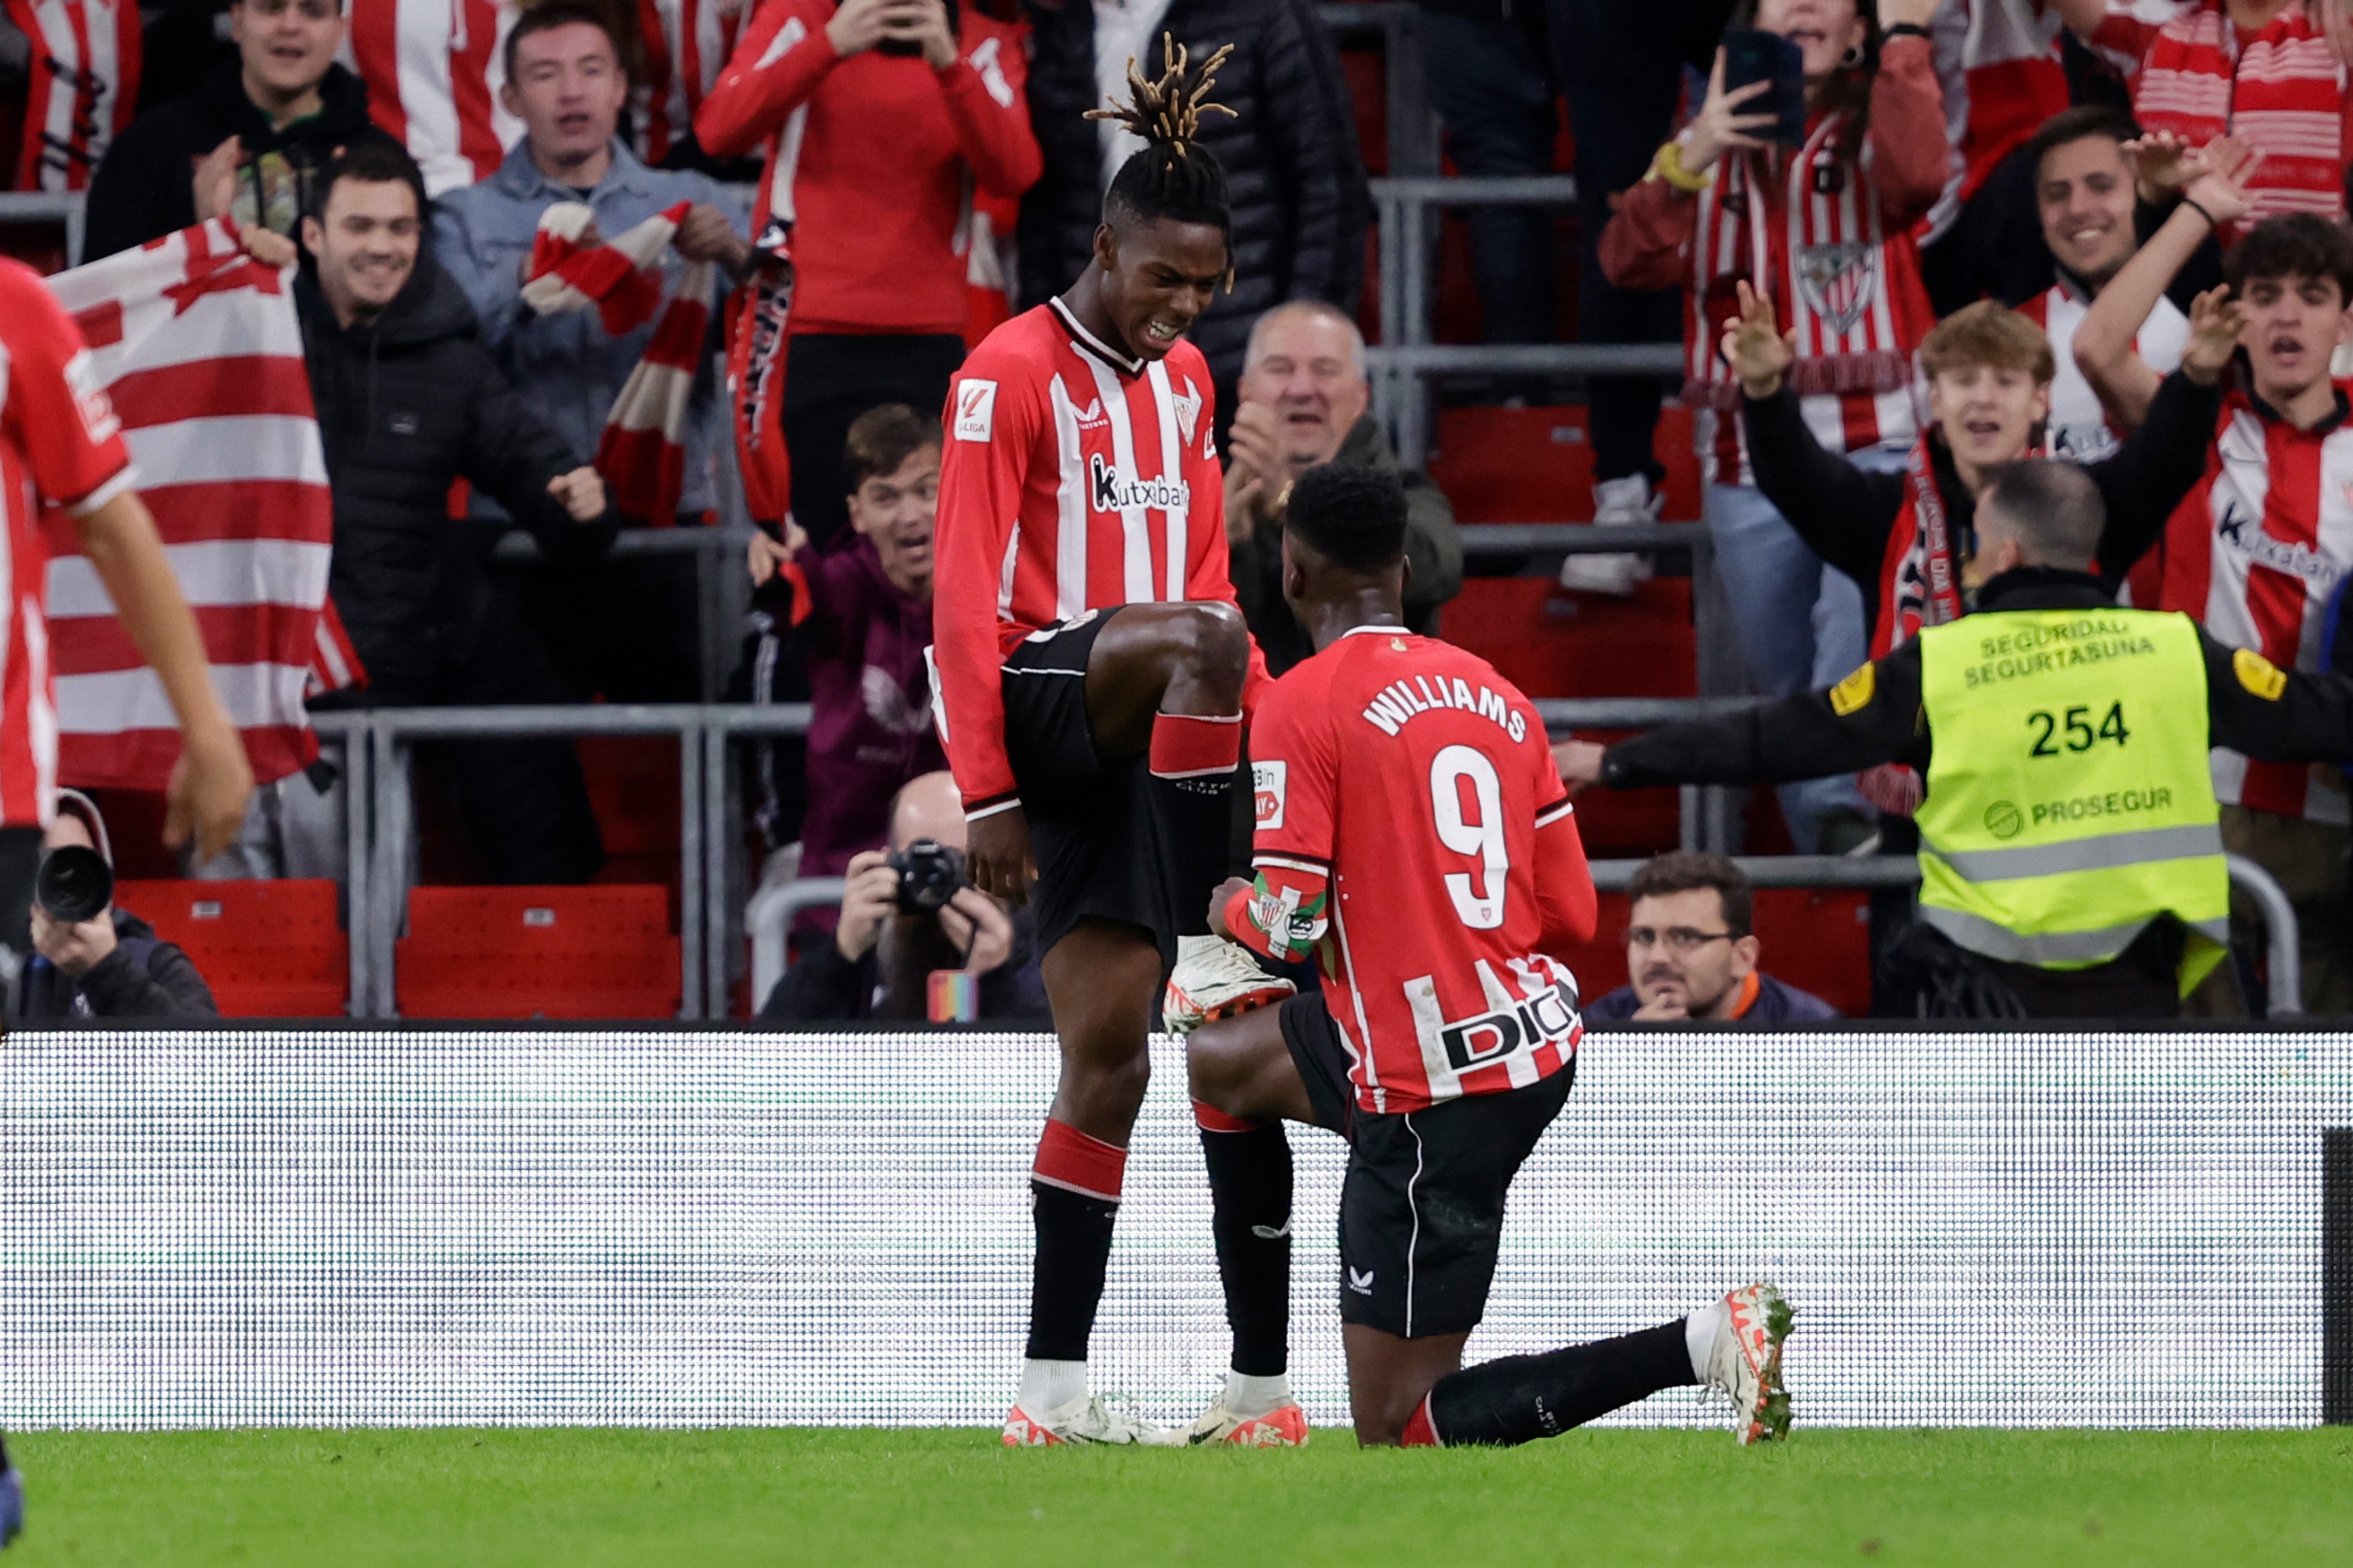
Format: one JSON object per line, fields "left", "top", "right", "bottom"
{"left": 1583, "top": 852, "right": 1839, "bottom": 1024}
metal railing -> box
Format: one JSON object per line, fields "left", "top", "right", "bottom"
{"left": 1364, "top": 173, "right": 1695, "bottom": 471}
{"left": 0, "top": 190, "right": 87, "bottom": 266}
{"left": 304, "top": 699, "right": 2309, "bottom": 1021}
{"left": 742, "top": 852, "right": 2305, "bottom": 1021}
{"left": 1315, "top": 3, "right": 1439, "bottom": 179}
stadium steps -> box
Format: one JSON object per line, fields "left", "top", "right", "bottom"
{"left": 1428, "top": 405, "right": 1703, "bottom": 524}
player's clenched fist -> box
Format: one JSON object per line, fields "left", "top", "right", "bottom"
{"left": 1551, "top": 739, "right": 1606, "bottom": 794}
{"left": 1204, "top": 875, "right": 1251, "bottom": 941}
{"left": 965, "top": 805, "right": 1036, "bottom": 908}
{"left": 546, "top": 466, "right": 607, "bottom": 522}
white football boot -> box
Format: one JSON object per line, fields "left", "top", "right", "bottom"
{"left": 1186, "top": 1395, "right": 1310, "bottom": 1447}
{"left": 1699, "top": 1281, "right": 1795, "bottom": 1444}
{"left": 1003, "top": 1392, "right": 1183, "bottom": 1447}
{"left": 1163, "top": 935, "right": 1295, "bottom": 1038}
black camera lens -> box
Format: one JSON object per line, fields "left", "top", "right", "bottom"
{"left": 36, "top": 844, "right": 113, "bottom": 924}
{"left": 887, "top": 839, "right": 967, "bottom": 914}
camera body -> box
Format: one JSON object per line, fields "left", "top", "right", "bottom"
{"left": 887, "top": 839, "right": 967, "bottom": 914}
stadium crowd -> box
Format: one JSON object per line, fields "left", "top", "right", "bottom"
{"left": 5, "top": 0, "right": 2353, "bottom": 1021}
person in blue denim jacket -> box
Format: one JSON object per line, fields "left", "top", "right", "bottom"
{"left": 432, "top": 2, "right": 752, "bottom": 700}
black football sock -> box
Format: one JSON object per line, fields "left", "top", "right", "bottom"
{"left": 1148, "top": 711, "right": 1242, "bottom": 937}
{"left": 1194, "top": 1102, "right": 1293, "bottom": 1377}
{"left": 1408, "top": 1320, "right": 1696, "bottom": 1447}
{"left": 1024, "top": 1119, "right": 1125, "bottom": 1363}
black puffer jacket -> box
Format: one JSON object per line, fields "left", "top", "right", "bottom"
{"left": 1018, "top": 0, "right": 1368, "bottom": 392}
{"left": 13, "top": 909, "right": 218, "bottom": 1021}
{"left": 86, "top": 57, "right": 400, "bottom": 260}
{"left": 296, "top": 258, "right": 615, "bottom": 702}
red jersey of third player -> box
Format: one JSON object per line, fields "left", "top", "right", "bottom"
{"left": 931, "top": 299, "right": 1260, "bottom": 810}
{"left": 0, "top": 258, "right": 136, "bottom": 825}
{"left": 1235, "top": 629, "right": 1599, "bottom": 1115}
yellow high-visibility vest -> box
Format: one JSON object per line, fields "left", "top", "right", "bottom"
{"left": 1913, "top": 607, "right": 2228, "bottom": 994}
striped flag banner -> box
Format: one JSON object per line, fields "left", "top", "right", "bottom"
{"left": 38, "top": 220, "right": 333, "bottom": 792}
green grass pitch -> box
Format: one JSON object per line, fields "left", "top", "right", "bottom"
{"left": 5, "top": 1427, "right": 2349, "bottom": 1566}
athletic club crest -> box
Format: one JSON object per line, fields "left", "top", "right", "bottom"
{"left": 1794, "top": 241, "right": 1878, "bottom": 338}
{"left": 1173, "top": 377, "right": 1202, "bottom": 443}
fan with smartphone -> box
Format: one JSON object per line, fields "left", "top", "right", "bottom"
{"left": 876, "top": 0, "right": 961, "bottom": 57}
{"left": 1719, "top": 29, "right": 1808, "bottom": 147}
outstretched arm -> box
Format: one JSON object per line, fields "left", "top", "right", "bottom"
{"left": 2077, "top": 137, "right": 2259, "bottom": 426}
{"left": 2207, "top": 633, "right": 2353, "bottom": 763}
{"left": 1557, "top": 644, "right": 1930, "bottom": 790}
{"left": 1727, "top": 282, "right": 1906, "bottom": 592}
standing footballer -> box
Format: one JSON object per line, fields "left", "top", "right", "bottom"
{"left": 931, "top": 42, "right": 1290, "bottom": 1446}
{"left": 0, "top": 248, "right": 256, "bottom": 1544}
{"left": 1184, "top": 465, "right": 1795, "bottom": 1448}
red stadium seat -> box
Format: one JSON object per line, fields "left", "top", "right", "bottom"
{"left": 112, "top": 878, "right": 348, "bottom": 1017}
{"left": 1427, "top": 405, "right": 1701, "bottom": 522}
{"left": 396, "top": 885, "right": 681, "bottom": 1019}
{"left": 1442, "top": 575, "right": 1695, "bottom": 858}
{"left": 1442, "top": 576, "right": 1695, "bottom": 699}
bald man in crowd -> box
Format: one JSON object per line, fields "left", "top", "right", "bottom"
{"left": 1221, "top": 300, "right": 1463, "bottom": 672}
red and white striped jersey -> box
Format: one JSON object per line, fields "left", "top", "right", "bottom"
{"left": 1923, "top": 0, "right": 2071, "bottom": 242}
{"left": 633, "top": 0, "right": 747, "bottom": 165}
{"left": 931, "top": 299, "right": 1259, "bottom": 810}
{"left": 2018, "top": 279, "right": 2189, "bottom": 464}
{"left": 2157, "top": 386, "right": 2353, "bottom": 822}
{"left": 4, "top": 0, "right": 140, "bottom": 193}
{"left": 1685, "top": 112, "right": 1935, "bottom": 485}
{"left": 1242, "top": 630, "right": 1592, "bottom": 1115}
{"left": 0, "top": 257, "right": 134, "bottom": 825}
{"left": 695, "top": 0, "right": 1037, "bottom": 336}
{"left": 342, "top": 0, "right": 523, "bottom": 198}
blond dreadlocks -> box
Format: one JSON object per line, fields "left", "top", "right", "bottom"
{"left": 1087, "top": 34, "right": 1236, "bottom": 260}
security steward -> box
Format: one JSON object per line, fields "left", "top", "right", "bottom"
{"left": 1555, "top": 460, "right": 2353, "bottom": 1019}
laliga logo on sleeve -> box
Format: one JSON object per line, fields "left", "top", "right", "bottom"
{"left": 1253, "top": 760, "right": 1286, "bottom": 830}
{"left": 953, "top": 379, "right": 998, "bottom": 442}
{"left": 63, "top": 351, "right": 121, "bottom": 446}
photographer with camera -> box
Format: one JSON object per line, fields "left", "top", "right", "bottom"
{"left": 760, "top": 771, "right": 1048, "bottom": 1025}
{"left": 13, "top": 792, "right": 218, "bottom": 1021}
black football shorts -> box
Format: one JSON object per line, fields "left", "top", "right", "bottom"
{"left": 1279, "top": 989, "right": 1575, "bottom": 1339}
{"left": 1000, "top": 607, "right": 1178, "bottom": 966}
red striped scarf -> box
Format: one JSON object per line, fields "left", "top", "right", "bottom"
{"left": 1685, "top": 109, "right": 1932, "bottom": 414}
{"left": 523, "top": 201, "right": 716, "bottom": 526}
{"left": 2129, "top": 0, "right": 2353, "bottom": 229}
